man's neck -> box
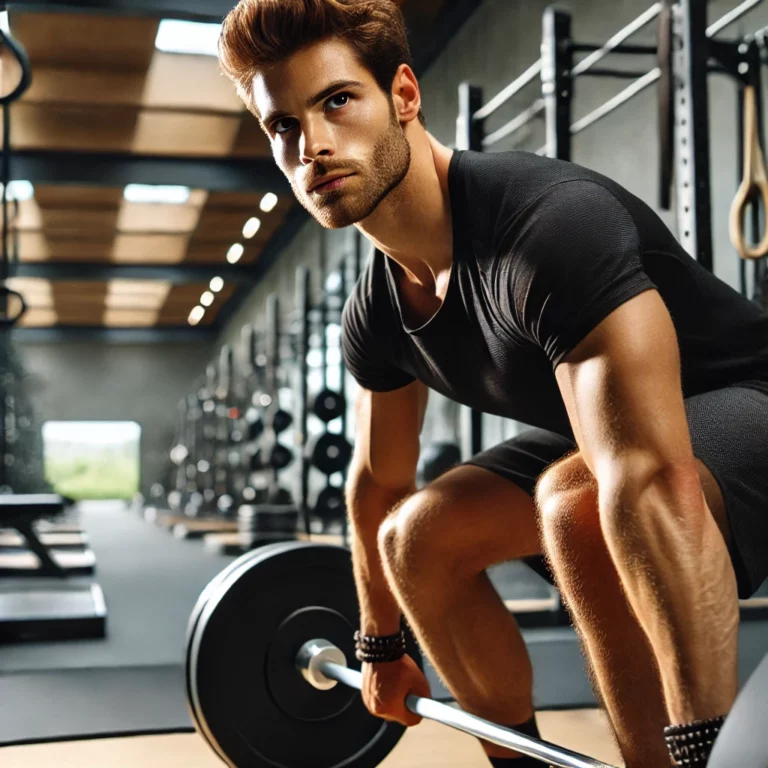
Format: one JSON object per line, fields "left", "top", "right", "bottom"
{"left": 356, "top": 132, "right": 454, "bottom": 294}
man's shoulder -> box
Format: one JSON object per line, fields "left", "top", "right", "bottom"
{"left": 454, "top": 151, "right": 618, "bottom": 239}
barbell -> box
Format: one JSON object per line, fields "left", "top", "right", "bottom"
{"left": 186, "top": 541, "right": 768, "bottom": 768}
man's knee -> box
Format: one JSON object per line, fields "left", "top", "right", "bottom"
{"left": 535, "top": 453, "right": 600, "bottom": 546}
{"left": 377, "top": 487, "right": 458, "bottom": 582}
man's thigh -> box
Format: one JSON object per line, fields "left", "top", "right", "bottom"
{"left": 463, "top": 427, "right": 576, "bottom": 582}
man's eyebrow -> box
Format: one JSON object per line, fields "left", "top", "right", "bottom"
{"left": 260, "top": 79, "right": 365, "bottom": 127}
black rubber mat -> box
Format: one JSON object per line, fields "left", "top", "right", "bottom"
{"left": 0, "top": 664, "right": 192, "bottom": 747}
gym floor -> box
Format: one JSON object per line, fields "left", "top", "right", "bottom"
{"left": 2, "top": 712, "right": 624, "bottom": 767}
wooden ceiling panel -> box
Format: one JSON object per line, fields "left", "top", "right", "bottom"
{"left": 10, "top": 103, "right": 141, "bottom": 152}
{"left": 7, "top": 277, "right": 53, "bottom": 307}
{"left": 104, "top": 309, "right": 161, "bottom": 327}
{"left": 142, "top": 53, "right": 245, "bottom": 114}
{"left": 106, "top": 280, "right": 171, "bottom": 310}
{"left": 204, "top": 191, "right": 285, "bottom": 211}
{"left": 52, "top": 279, "right": 108, "bottom": 324}
{"left": 18, "top": 234, "right": 114, "bottom": 262}
{"left": 190, "top": 207, "right": 287, "bottom": 245}
{"left": 10, "top": 13, "right": 159, "bottom": 71}
{"left": 34, "top": 186, "right": 125, "bottom": 208}
{"left": 18, "top": 308, "right": 58, "bottom": 328}
{"left": 132, "top": 112, "right": 242, "bottom": 156}
{"left": 20, "top": 67, "right": 146, "bottom": 109}
{"left": 30, "top": 209, "right": 120, "bottom": 238}
{"left": 117, "top": 202, "right": 203, "bottom": 234}
{"left": 110, "top": 234, "right": 191, "bottom": 264}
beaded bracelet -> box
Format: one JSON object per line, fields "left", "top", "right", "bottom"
{"left": 354, "top": 628, "right": 406, "bottom": 663}
{"left": 664, "top": 715, "right": 725, "bottom": 765}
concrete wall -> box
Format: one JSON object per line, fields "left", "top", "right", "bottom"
{"left": 18, "top": 341, "right": 214, "bottom": 497}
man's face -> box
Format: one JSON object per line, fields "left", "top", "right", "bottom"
{"left": 252, "top": 38, "right": 411, "bottom": 229}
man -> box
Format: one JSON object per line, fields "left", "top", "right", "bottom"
{"left": 218, "top": 1, "right": 768, "bottom": 765}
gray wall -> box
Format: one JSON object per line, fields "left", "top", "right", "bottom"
{"left": 18, "top": 341, "right": 214, "bottom": 496}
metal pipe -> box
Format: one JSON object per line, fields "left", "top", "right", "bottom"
{"left": 474, "top": 60, "right": 542, "bottom": 122}
{"left": 313, "top": 654, "right": 617, "bottom": 768}
{"left": 571, "top": 3, "right": 662, "bottom": 77}
{"left": 707, "top": 0, "right": 763, "bottom": 38}
{"left": 483, "top": 99, "right": 545, "bottom": 149}
{"left": 571, "top": 43, "right": 658, "bottom": 55}
{"left": 571, "top": 67, "right": 661, "bottom": 135}
{"left": 578, "top": 67, "right": 653, "bottom": 78}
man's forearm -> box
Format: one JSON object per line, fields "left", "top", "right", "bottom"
{"left": 347, "top": 477, "right": 415, "bottom": 636}
{"left": 600, "top": 468, "right": 739, "bottom": 723}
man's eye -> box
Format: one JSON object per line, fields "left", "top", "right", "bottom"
{"left": 326, "top": 93, "right": 350, "bottom": 111}
{"left": 273, "top": 118, "right": 295, "bottom": 135}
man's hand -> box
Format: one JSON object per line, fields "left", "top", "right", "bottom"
{"left": 362, "top": 655, "right": 432, "bottom": 727}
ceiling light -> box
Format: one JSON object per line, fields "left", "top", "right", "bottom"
{"left": 209, "top": 276, "right": 224, "bottom": 293}
{"left": 1, "top": 181, "right": 34, "bottom": 201}
{"left": 227, "top": 243, "right": 244, "bottom": 264}
{"left": 123, "top": 184, "right": 191, "bottom": 204}
{"left": 188, "top": 306, "right": 205, "bottom": 326}
{"left": 155, "top": 19, "right": 222, "bottom": 57}
{"left": 242, "top": 217, "right": 261, "bottom": 239}
{"left": 200, "top": 291, "right": 214, "bottom": 307}
{"left": 260, "top": 193, "right": 278, "bottom": 213}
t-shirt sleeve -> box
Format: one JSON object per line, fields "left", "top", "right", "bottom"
{"left": 502, "top": 180, "right": 656, "bottom": 367}
{"left": 341, "top": 284, "right": 416, "bottom": 392}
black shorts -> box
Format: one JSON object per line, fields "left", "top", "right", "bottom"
{"left": 465, "top": 385, "right": 768, "bottom": 599}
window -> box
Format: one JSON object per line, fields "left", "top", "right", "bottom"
{"left": 42, "top": 421, "right": 141, "bottom": 500}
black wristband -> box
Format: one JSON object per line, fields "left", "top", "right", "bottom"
{"left": 354, "top": 625, "right": 406, "bottom": 664}
{"left": 664, "top": 715, "right": 726, "bottom": 765}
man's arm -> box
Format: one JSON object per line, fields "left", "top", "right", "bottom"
{"left": 347, "top": 379, "right": 429, "bottom": 636}
{"left": 554, "top": 289, "right": 739, "bottom": 723}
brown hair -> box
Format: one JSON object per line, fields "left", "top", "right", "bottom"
{"left": 219, "top": 0, "right": 426, "bottom": 127}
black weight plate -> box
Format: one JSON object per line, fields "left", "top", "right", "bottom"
{"left": 312, "top": 389, "right": 345, "bottom": 423}
{"left": 308, "top": 433, "right": 352, "bottom": 475}
{"left": 267, "top": 606, "right": 357, "bottom": 721}
{"left": 184, "top": 540, "right": 317, "bottom": 755}
{"left": 187, "top": 541, "right": 419, "bottom": 768}
{"left": 270, "top": 407, "right": 293, "bottom": 435}
{"left": 270, "top": 443, "right": 294, "bottom": 470}
{"left": 314, "top": 485, "right": 345, "bottom": 521}
{"left": 248, "top": 417, "right": 264, "bottom": 441}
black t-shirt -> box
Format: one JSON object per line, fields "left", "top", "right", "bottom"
{"left": 342, "top": 150, "right": 768, "bottom": 438}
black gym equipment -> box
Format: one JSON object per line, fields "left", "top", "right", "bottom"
{"left": 203, "top": 294, "right": 299, "bottom": 557}
{"left": 188, "top": 542, "right": 768, "bottom": 768}
{"left": 312, "top": 387, "right": 345, "bottom": 423}
{"left": 306, "top": 432, "right": 353, "bottom": 477}
{"left": 187, "top": 541, "right": 421, "bottom": 768}
{"left": 0, "top": 495, "right": 106, "bottom": 642}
